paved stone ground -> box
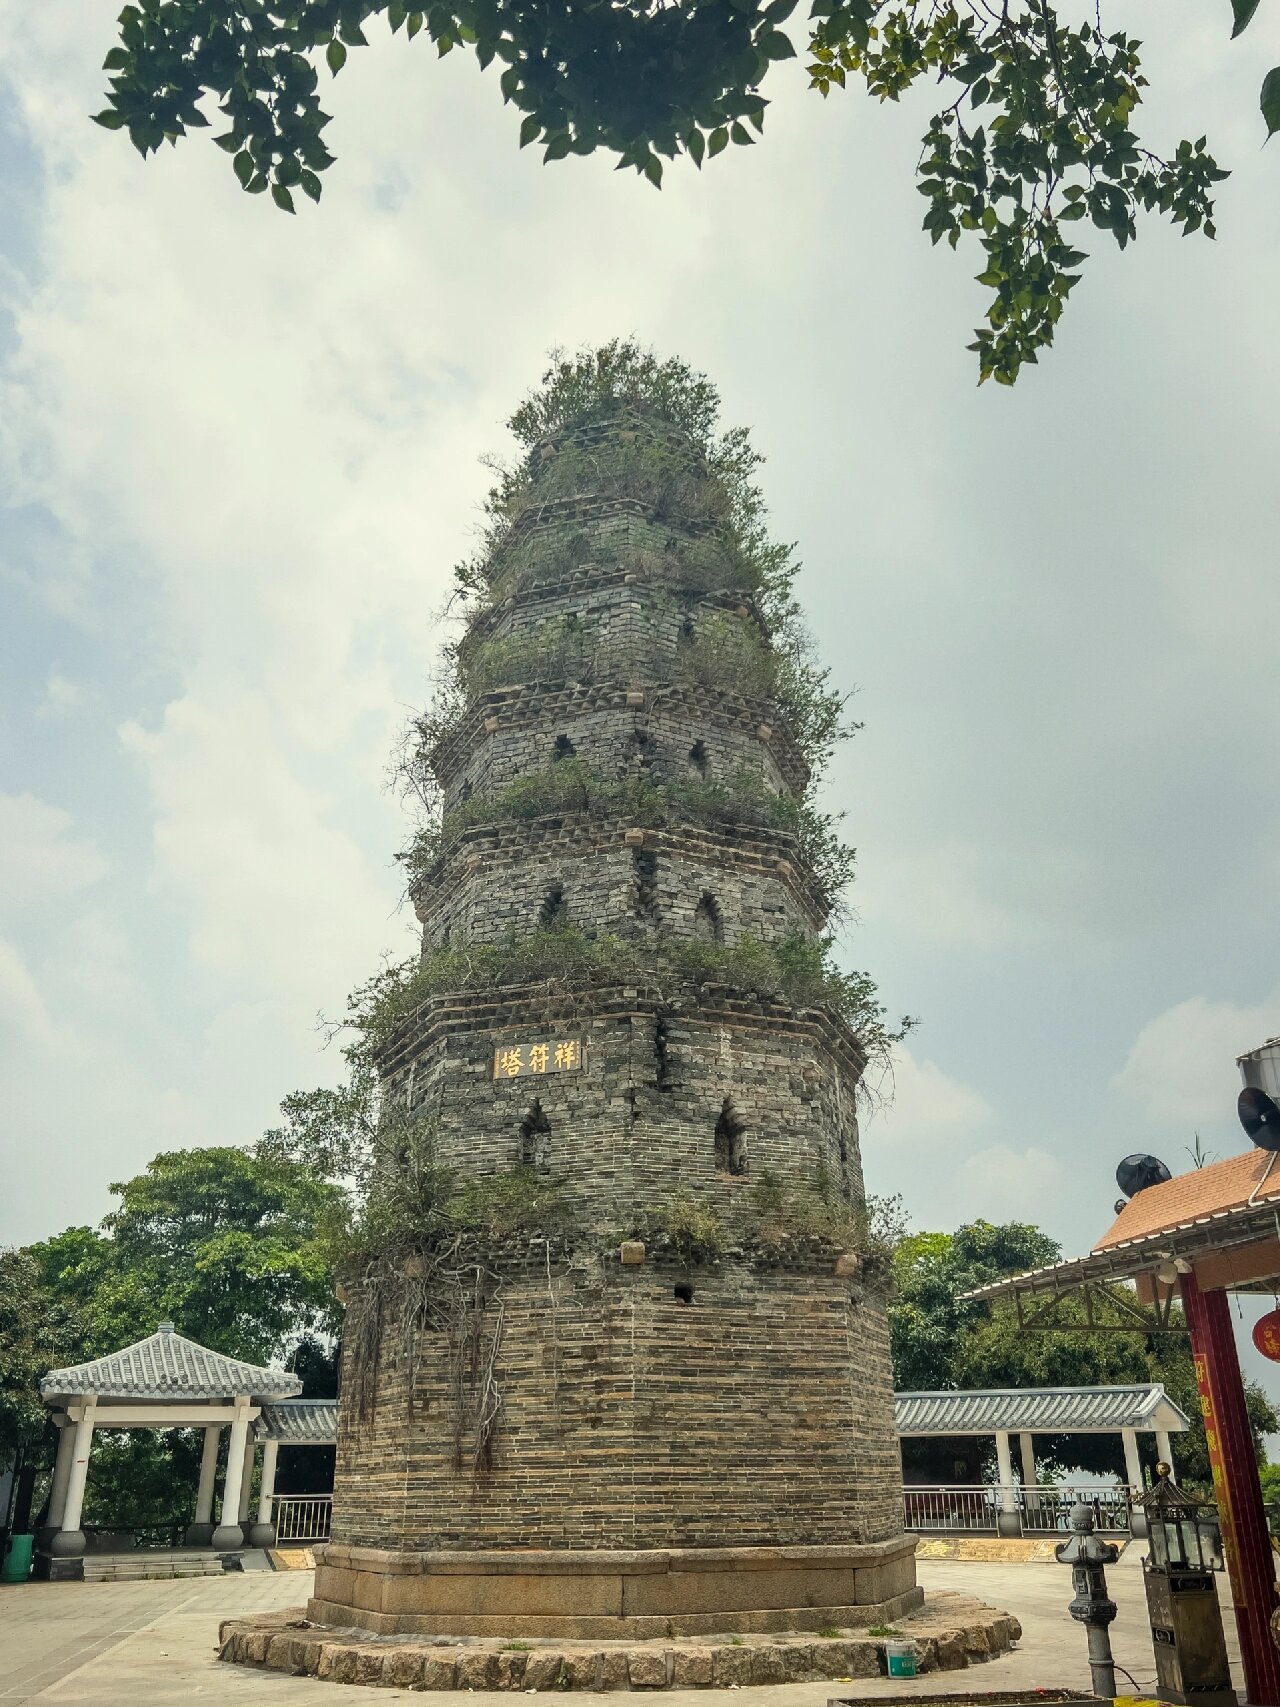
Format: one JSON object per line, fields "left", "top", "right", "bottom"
{"left": 0, "top": 1557, "right": 1248, "bottom": 1707}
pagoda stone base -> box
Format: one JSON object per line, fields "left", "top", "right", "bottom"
{"left": 308, "top": 1538, "right": 920, "bottom": 1638}
{"left": 221, "top": 1587, "right": 1021, "bottom": 1690}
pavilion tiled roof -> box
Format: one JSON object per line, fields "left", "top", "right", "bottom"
{"left": 254, "top": 1398, "right": 338, "bottom": 1443}
{"left": 1093, "top": 1147, "right": 1280, "bottom": 1252}
{"left": 894, "top": 1383, "right": 1190, "bottom": 1437}
{"left": 40, "top": 1322, "right": 303, "bottom": 1402}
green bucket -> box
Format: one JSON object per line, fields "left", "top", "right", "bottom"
{"left": 0, "top": 1534, "right": 34, "bottom": 1584}
{"left": 884, "top": 1640, "right": 917, "bottom": 1679}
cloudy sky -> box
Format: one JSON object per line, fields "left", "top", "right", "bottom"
{"left": 2, "top": 1, "right": 1279, "bottom": 1384}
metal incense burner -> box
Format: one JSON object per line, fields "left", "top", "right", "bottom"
{"left": 1132, "top": 1463, "right": 1234, "bottom": 1707}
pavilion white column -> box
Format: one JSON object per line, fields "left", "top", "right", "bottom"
{"left": 237, "top": 1434, "right": 256, "bottom": 1524}
{"left": 211, "top": 1398, "right": 250, "bottom": 1551}
{"left": 247, "top": 1439, "right": 279, "bottom": 1548}
{"left": 1156, "top": 1429, "right": 1176, "bottom": 1479}
{"left": 1122, "top": 1427, "right": 1144, "bottom": 1490}
{"left": 1019, "top": 1432, "right": 1037, "bottom": 1488}
{"left": 45, "top": 1418, "right": 76, "bottom": 1533}
{"left": 48, "top": 1399, "right": 96, "bottom": 1558}
{"left": 185, "top": 1425, "right": 222, "bottom": 1546}
{"left": 994, "top": 1430, "right": 1021, "bottom": 1534}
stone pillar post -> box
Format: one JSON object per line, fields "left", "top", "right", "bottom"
{"left": 1019, "top": 1432, "right": 1038, "bottom": 1525}
{"left": 48, "top": 1399, "right": 96, "bottom": 1559}
{"left": 211, "top": 1399, "right": 250, "bottom": 1551}
{"left": 248, "top": 1440, "right": 279, "bottom": 1548}
{"left": 185, "top": 1425, "right": 222, "bottom": 1546}
{"left": 995, "top": 1430, "right": 1021, "bottom": 1536}
{"left": 1121, "top": 1428, "right": 1143, "bottom": 1490}
{"left": 237, "top": 1434, "right": 256, "bottom": 1525}
{"left": 1156, "top": 1429, "right": 1176, "bottom": 1477}
{"left": 38, "top": 1418, "right": 77, "bottom": 1548}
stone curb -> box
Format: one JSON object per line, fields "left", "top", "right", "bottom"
{"left": 217, "top": 1597, "right": 1021, "bottom": 1690}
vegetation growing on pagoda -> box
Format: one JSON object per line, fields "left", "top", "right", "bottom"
{"left": 401, "top": 759, "right": 856, "bottom": 917}
{"left": 345, "top": 926, "right": 909, "bottom": 1067}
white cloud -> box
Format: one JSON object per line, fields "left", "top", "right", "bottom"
{"left": 38, "top": 670, "right": 83, "bottom": 717}
{"left": 0, "top": 792, "right": 106, "bottom": 913}
{"left": 1113, "top": 992, "right": 1280, "bottom": 1129}
{"left": 866, "top": 1045, "right": 995, "bottom": 1139}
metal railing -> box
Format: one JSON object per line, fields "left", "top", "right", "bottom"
{"left": 272, "top": 1495, "right": 332, "bottom": 1543}
{"left": 903, "top": 1483, "right": 1133, "bottom": 1535}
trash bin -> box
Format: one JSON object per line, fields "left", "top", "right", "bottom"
{"left": 0, "top": 1533, "right": 34, "bottom": 1584}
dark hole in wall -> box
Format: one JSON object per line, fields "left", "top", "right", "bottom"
{"left": 674, "top": 1282, "right": 694, "bottom": 1305}
{"left": 654, "top": 1015, "right": 672, "bottom": 1090}
{"left": 688, "top": 740, "right": 710, "bottom": 780}
{"left": 539, "top": 885, "right": 569, "bottom": 929}
{"left": 714, "top": 1098, "right": 748, "bottom": 1176}
{"left": 633, "top": 848, "right": 659, "bottom": 922}
{"left": 694, "top": 893, "right": 723, "bottom": 944}
{"left": 553, "top": 733, "right": 576, "bottom": 762}
{"left": 519, "top": 1098, "right": 551, "bottom": 1168}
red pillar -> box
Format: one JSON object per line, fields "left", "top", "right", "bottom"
{"left": 1181, "top": 1270, "right": 1280, "bottom": 1705}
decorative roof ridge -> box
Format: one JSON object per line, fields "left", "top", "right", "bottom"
{"left": 41, "top": 1323, "right": 302, "bottom": 1402}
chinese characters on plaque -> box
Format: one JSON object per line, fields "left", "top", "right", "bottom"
{"left": 493, "top": 1039, "right": 583, "bottom": 1080}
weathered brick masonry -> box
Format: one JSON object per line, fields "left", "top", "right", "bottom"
{"left": 312, "top": 396, "right": 916, "bottom": 1637}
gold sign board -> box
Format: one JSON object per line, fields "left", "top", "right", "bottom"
{"left": 493, "top": 1039, "right": 583, "bottom": 1080}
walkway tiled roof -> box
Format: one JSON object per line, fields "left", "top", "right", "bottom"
{"left": 40, "top": 1322, "right": 303, "bottom": 1402}
{"left": 894, "top": 1383, "right": 1190, "bottom": 1436}
{"left": 1093, "top": 1148, "right": 1280, "bottom": 1251}
{"left": 254, "top": 1398, "right": 338, "bottom": 1443}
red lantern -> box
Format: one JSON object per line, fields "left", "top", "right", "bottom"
{"left": 1252, "top": 1309, "right": 1280, "bottom": 1362}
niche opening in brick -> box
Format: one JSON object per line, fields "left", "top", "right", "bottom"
{"left": 714, "top": 1098, "right": 749, "bottom": 1176}
{"left": 539, "top": 885, "right": 569, "bottom": 929}
{"left": 694, "top": 893, "right": 723, "bottom": 944}
{"left": 553, "top": 733, "right": 576, "bottom": 762}
{"left": 688, "top": 740, "right": 710, "bottom": 780}
{"left": 519, "top": 1099, "right": 551, "bottom": 1169}
{"left": 673, "top": 1282, "right": 695, "bottom": 1305}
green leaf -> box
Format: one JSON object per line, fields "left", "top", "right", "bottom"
{"left": 245, "top": 173, "right": 269, "bottom": 194}
{"left": 326, "top": 37, "right": 347, "bottom": 73}
{"left": 338, "top": 21, "right": 368, "bottom": 46}
{"left": 687, "top": 127, "right": 705, "bottom": 167}
{"left": 233, "top": 148, "right": 254, "bottom": 187}
{"left": 643, "top": 154, "right": 663, "bottom": 187}
{"left": 299, "top": 169, "right": 322, "bottom": 202}
{"left": 407, "top": 11, "right": 423, "bottom": 36}
{"left": 730, "top": 121, "right": 754, "bottom": 145}
{"left": 102, "top": 48, "right": 130, "bottom": 69}
{"left": 1231, "top": 0, "right": 1261, "bottom": 35}
{"left": 759, "top": 29, "right": 796, "bottom": 58}
{"left": 1263, "top": 65, "right": 1280, "bottom": 136}
{"left": 271, "top": 183, "right": 296, "bottom": 213}
{"left": 91, "top": 109, "right": 126, "bottom": 130}
{"left": 213, "top": 130, "right": 241, "bottom": 153}
{"left": 388, "top": 0, "right": 408, "bottom": 28}
{"left": 763, "top": 0, "right": 799, "bottom": 19}
{"left": 543, "top": 132, "right": 572, "bottom": 161}
{"left": 708, "top": 126, "right": 729, "bottom": 157}
{"left": 519, "top": 113, "right": 540, "bottom": 147}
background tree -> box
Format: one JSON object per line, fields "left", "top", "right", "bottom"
{"left": 90, "top": 0, "right": 1266, "bottom": 382}
{"left": 891, "top": 1219, "right": 1279, "bottom": 1488}
{"left": 15, "top": 1145, "right": 343, "bottom": 1534}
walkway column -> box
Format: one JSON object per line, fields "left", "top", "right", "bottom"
{"left": 38, "top": 1418, "right": 76, "bottom": 1547}
{"left": 185, "top": 1425, "right": 222, "bottom": 1546}
{"left": 211, "top": 1398, "right": 250, "bottom": 1551}
{"left": 248, "top": 1440, "right": 278, "bottom": 1548}
{"left": 1181, "top": 1270, "right": 1280, "bottom": 1705}
{"left": 1121, "top": 1428, "right": 1143, "bottom": 1490}
{"left": 1018, "top": 1432, "right": 1036, "bottom": 1486}
{"left": 1156, "top": 1428, "right": 1176, "bottom": 1478}
{"left": 994, "top": 1430, "right": 1021, "bottom": 1535}
{"left": 48, "top": 1398, "right": 96, "bottom": 1561}
{"left": 237, "top": 1433, "right": 256, "bottom": 1526}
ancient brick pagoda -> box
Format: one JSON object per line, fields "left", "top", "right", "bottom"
{"left": 310, "top": 384, "right": 919, "bottom": 1639}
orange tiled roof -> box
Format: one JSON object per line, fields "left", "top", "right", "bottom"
{"left": 1093, "top": 1147, "right": 1280, "bottom": 1251}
